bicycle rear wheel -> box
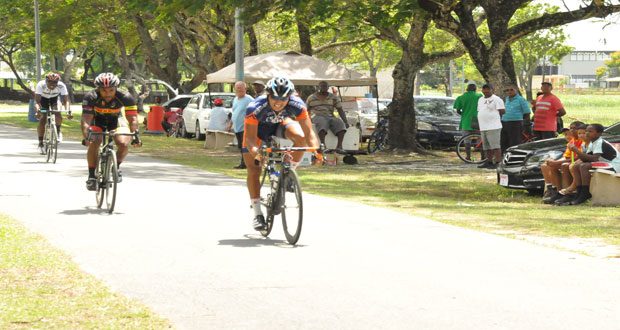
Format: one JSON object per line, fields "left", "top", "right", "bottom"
{"left": 95, "top": 155, "right": 106, "bottom": 208}
{"left": 259, "top": 167, "right": 275, "bottom": 237}
{"left": 280, "top": 169, "right": 303, "bottom": 245}
{"left": 456, "top": 134, "right": 487, "bottom": 164}
{"left": 105, "top": 151, "right": 118, "bottom": 213}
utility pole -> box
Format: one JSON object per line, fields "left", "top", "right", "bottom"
{"left": 235, "top": 8, "right": 244, "bottom": 83}
{"left": 34, "top": 0, "right": 42, "bottom": 81}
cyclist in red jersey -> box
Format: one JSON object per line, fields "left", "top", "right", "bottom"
{"left": 81, "top": 73, "right": 141, "bottom": 191}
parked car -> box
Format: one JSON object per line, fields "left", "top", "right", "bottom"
{"left": 181, "top": 92, "right": 235, "bottom": 140}
{"left": 414, "top": 96, "right": 461, "bottom": 147}
{"left": 162, "top": 94, "right": 193, "bottom": 112}
{"left": 497, "top": 121, "right": 620, "bottom": 194}
{"left": 342, "top": 98, "right": 385, "bottom": 139}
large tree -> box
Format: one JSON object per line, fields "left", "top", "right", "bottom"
{"left": 421, "top": 0, "right": 620, "bottom": 97}
{"left": 348, "top": 1, "right": 464, "bottom": 151}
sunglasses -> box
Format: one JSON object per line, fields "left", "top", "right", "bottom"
{"left": 504, "top": 88, "right": 515, "bottom": 92}
{"left": 271, "top": 95, "right": 289, "bottom": 101}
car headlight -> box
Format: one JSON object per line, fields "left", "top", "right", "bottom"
{"left": 417, "top": 121, "right": 435, "bottom": 131}
{"left": 525, "top": 150, "right": 564, "bottom": 165}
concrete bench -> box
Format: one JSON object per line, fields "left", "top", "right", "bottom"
{"left": 204, "top": 129, "right": 236, "bottom": 150}
{"left": 589, "top": 142, "right": 620, "bottom": 206}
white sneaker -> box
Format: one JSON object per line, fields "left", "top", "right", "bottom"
{"left": 58, "top": 132, "right": 63, "bottom": 142}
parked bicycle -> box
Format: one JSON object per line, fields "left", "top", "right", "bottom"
{"left": 86, "top": 128, "right": 140, "bottom": 213}
{"left": 456, "top": 126, "right": 536, "bottom": 164}
{"left": 40, "top": 109, "right": 68, "bottom": 163}
{"left": 167, "top": 109, "right": 184, "bottom": 138}
{"left": 367, "top": 115, "right": 388, "bottom": 153}
{"left": 255, "top": 142, "right": 322, "bottom": 245}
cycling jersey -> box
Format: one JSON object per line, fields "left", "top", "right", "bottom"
{"left": 82, "top": 89, "right": 137, "bottom": 131}
{"left": 35, "top": 80, "right": 68, "bottom": 110}
{"left": 244, "top": 95, "right": 309, "bottom": 142}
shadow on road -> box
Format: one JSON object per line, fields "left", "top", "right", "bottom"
{"left": 59, "top": 207, "right": 118, "bottom": 216}
{"left": 218, "top": 234, "right": 305, "bottom": 248}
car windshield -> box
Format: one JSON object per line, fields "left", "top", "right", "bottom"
{"left": 414, "top": 98, "right": 457, "bottom": 116}
{"left": 604, "top": 122, "right": 620, "bottom": 135}
{"left": 205, "top": 95, "right": 235, "bottom": 108}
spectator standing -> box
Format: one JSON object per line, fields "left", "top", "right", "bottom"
{"left": 566, "top": 124, "right": 620, "bottom": 205}
{"left": 306, "top": 81, "right": 349, "bottom": 152}
{"left": 476, "top": 84, "right": 505, "bottom": 169}
{"left": 454, "top": 83, "right": 482, "bottom": 161}
{"left": 206, "top": 98, "right": 231, "bottom": 131}
{"left": 501, "top": 84, "right": 531, "bottom": 152}
{"left": 252, "top": 80, "right": 265, "bottom": 97}
{"left": 229, "top": 82, "right": 254, "bottom": 169}
{"left": 533, "top": 82, "right": 566, "bottom": 140}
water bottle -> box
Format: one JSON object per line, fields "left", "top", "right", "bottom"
{"left": 269, "top": 169, "right": 279, "bottom": 183}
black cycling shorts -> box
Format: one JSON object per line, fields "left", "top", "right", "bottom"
{"left": 92, "top": 115, "right": 119, "bottom": 132}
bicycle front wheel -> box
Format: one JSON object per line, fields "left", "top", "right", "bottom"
{"left": 43, "top": 124, "right": 52, "bottom": 162}
{"left": 95, "top": 155, "right": 106, "bottom": 208}
{"left": 456, "top": 134, "right": 487, "bottom": 164}
{"left": 105, "top": 151, "right": 118, "bottom": 213}
{"left": 280, "top": 169, "right": 303, "bottom": 245}
{"left": 50, "top": 128, "right": 58, "bottom": 164}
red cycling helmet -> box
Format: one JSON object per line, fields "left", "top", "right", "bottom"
{"left": 45, "top": 73, "right": 60, "bottom": 83}
{"left": 94, "top": 72, "right": 120, "bottom": 88}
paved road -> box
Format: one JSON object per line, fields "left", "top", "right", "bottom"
{"left": 1, "top": 123, "right": 620, "bottom": 330}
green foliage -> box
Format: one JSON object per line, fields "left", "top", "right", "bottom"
{"left": 599, "top": 51, "right": 620, "bottom": 78}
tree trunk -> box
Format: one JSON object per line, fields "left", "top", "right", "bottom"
{"left": 247, "top": 25, "right": 258, "bottom": 55}
{"left": 296, "top": 8, "right": 313, "bottom": 56}
{"left": 389, "top": 54, "right": 420, "bottom": 151}
{"left": 112, "top": 29, "right": 141, "bottom": 111}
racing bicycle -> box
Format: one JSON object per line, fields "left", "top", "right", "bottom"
{"left": 40, "top": 109, "right": 69, "bottom": 163}
{"left": 167, "top": 109, "right": 184, "bottom": 138}
{"left": 255, "top": 142, "right": 321, "bottom": 245}
{"left": 86, "top": 128, "right": 140, "bottom": 213}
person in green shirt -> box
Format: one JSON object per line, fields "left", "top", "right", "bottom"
{"left": 454, "top": 83, "right": 483, "bottom": 160}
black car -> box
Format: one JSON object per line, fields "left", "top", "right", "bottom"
{"left": 414, "top": 96, "right": 462, "bottom": 147}
{"left": 497, "top": 121, "right": 620, "bottom": 193}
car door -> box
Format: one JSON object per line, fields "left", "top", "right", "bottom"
{"left": 197, "top": 95, "right": 212, "bottom": 133}
{"left": 183, "top": 95, "right": 200, "bottom": 132}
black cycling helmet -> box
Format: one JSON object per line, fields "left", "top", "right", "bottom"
{"left": 94, "top": 72, "right": 120, "bottom": 88}
{"left": 266, "top": 76, "right": 295, "bottom": 99}
{"left": 45, "top": 73, "right": 60, "bottom": 83}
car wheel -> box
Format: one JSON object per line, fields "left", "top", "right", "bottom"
{"left": 179, "top": 120, "right": 190, "bottom": 138}
{"left": 195, "top": 121, "right": 205, "bottom": 140}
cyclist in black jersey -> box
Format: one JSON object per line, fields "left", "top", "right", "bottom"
{"left": 34, "top": 73, "right": 72, "bottom": 153}
{"left": 81, "top": 73, "right": 142, "bottom": 191}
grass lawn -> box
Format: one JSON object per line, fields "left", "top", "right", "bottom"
{"left": 0, "top": 213, "right": 172, "bottom": 329}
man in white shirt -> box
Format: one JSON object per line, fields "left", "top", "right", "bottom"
{"left": 206, "top": 98, "right": 231, "bottom": 131}
{"left": 476, "top": 83, "right": 505, "bottom": 169}
{"left": 34, "top": 73, "right": 72, "bottom": 153}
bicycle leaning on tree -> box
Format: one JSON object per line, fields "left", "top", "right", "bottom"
{"left": 367, "top": 114, "right": 389, "bottom": 154}
{"left": 84, "top": 128, "right": 141, "bottom": 213}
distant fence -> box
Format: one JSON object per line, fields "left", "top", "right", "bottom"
{"left": 554, "top": 88, "right": 620, "bottom": 95}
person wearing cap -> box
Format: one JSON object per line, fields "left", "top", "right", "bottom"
{"left": 206, "top": 98, "right": 232, "bottom": 132}
{"left": 533, "top": 81, "right": 566, "bottom": 140}
{"left": 306, "top": 81, "right": 349, "bottom": 152}
{"left": 252, "top": 80, "right": 265, "bottom": 97}
{"left": 476, "top": 83, "right": 505, "bottom": 169}
{"left": 454, "top": 83, "right": 482, "bottom": 161}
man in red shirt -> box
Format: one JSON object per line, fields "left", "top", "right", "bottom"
{"left": 533, "top": 82, "right": 566, "bottom": 140}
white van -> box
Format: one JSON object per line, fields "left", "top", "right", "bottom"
{"left": 341, "top": 98, "right": 383, "bottom": 139}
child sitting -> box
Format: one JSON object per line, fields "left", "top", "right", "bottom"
{"left": 542, "top": 121, "right": 585, "bottom": 204}
{"left": 565, "top": 123, "right": 620, "bottom": 205}
{"left": 554, "top": 125, "right": 588, "bottom": 205}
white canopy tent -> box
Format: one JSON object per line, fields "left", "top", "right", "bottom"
{"left": 205, "top": 50, "right": 377, "bottom": 87}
